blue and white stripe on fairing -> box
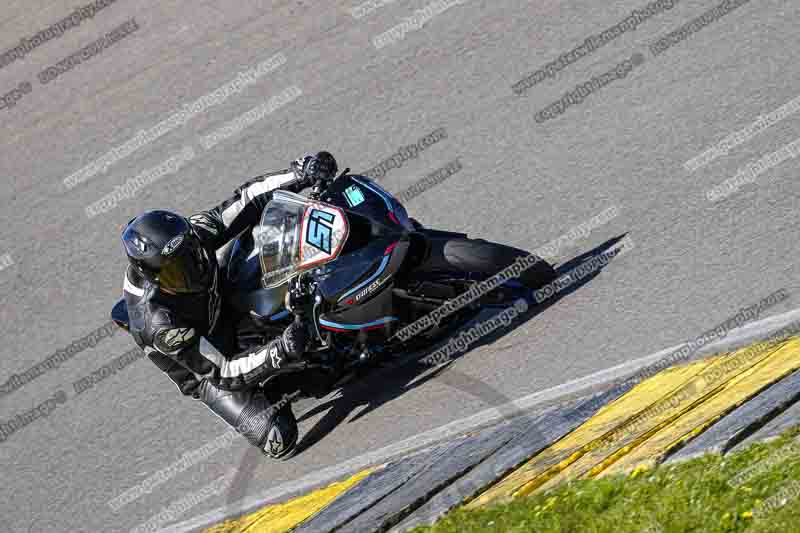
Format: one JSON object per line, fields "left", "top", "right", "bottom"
{"left": 337, "top": 254, "right": 391, "bottom": 302}
{"left": 319, "top": 316, "right": 398, "bottom": 330}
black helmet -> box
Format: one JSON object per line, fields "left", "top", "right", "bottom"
{"left": 122, "top": 210, "right": 214, "bottom": 294}
{"left": 302, "top": 151, "right": 338, "bottom": 183}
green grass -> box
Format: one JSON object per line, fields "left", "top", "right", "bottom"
{"left": 410, "top": 427, "right": 800, "bottom": 533}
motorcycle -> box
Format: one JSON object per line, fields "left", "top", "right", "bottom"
{"left": 112, "top": 169, "right": 558, "bottom": 403}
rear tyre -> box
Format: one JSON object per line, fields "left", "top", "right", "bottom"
{"left": 396, "top": 235, "right": 557, "bottom": 342}
{"left": 439, "top": 238, "right": 557, "bottom": 290}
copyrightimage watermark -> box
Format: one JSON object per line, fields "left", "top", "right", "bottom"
{"left": 753, "top": 479, "right": 800, "bottom": 519}
{"left": 534, "top": 236, "right": 634, "bottom": 304}
{"left": 130, "top": 470, "right": 237, "bottom": 533}
{"left": 536, "top": 206, "right": 620, "bottom": 261}
{"left": 72, "top": 346, "right": 146, "bottom": 395}
{"left": 0, "top": 342, "right": 149, "bottom": 444}
{"left": 705, "top": 135, "right": 800, "bottom": 202}
{"left": 557, "top": 287, "right": 791, "bottom": 451}
{"left": 373, "top": 0, "right": 468, "bottom": 49}
{"left": 649, "top": 0, "right": 752, "bottom": 57}
{"left": 684, "top": 93, "right": 800, "bottom": 173}
{"left": 85, "top": 146, "right": 196, "bottom": 217}
{"left": 349, "top": 0, "right": 398, "bottom": 19}
{"left": 530, "top": 0, "right": 754, "bottom": 123}
{"left": 421, "top": 299, "right": 528, "bottom": 367}
{"left": 84, "top": 84, "right": 303, "bottom": 218}
{"left": 0, "top": 321, "right": 119, "bottom": 398}
{"left": 698, "top": 319, "right": 800, "bottom": 395}
{"left": 393, "top": 206, "right": 620, "bottom": 342}
{"left": 598, "top": 376, "right": 701, "bottom": 448}
{"left": 199, "top": 86, "right": 302, "bottom": 150}
{"left": 63, "top": 52, "right": 288, "bottom": 189}
{"left": 109, "top": 429, "right": 239, "bottom": 512}
{"left": 37, "top": 18, "right": 139, "bottom": 84}
{"left": 512, "top": 0, "right": 679, "bottom": 95}
{"left": 393, "top": 252, "right": 547, "bottom": 343}
{"left": 0, "top": 390, "right": 68, "bottom": 443}
{"left": 575, "top": 289, "right": 790, "bottom": 420}
{"left": 107, "top": 391, "right": 296, "bottom": 511}
{"left": 361, "top": 128, "right": 448, "bottom": 181}
{"left": 0, "top": 0, "right": 119, "bottom": 72}
{"left": 0, "top": 81, "right": 32, "bottom": 111}
{"left": 534, "top": 53, "right": 645, "bottom": 123}
{"left": 729, "top": 433, "right": 800, "bottom": 488}
{"left": 394, "top": 158, "right": 462, "bottom": 203}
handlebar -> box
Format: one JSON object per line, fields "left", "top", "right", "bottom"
{"left": 307, "top": 167, "right": 350, "bottom": 200}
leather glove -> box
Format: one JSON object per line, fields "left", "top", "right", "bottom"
{"left": 281, "top": 320, "right": 311, "bottom": 359}
{"left": 291, "top": 152, "right": 338, "bottom": 187}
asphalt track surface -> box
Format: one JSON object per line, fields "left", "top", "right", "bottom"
{"left": 1, "top": 1, "right": 799, "bottom": 531}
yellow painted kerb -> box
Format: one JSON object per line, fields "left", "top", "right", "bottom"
{"left": 203, "top": 468, "right": 374, "bottom": 533}
{"left": 468, "top": 336, "right": 800, "bottom": 507}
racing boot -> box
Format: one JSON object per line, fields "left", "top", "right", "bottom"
{"left": 196, "top": 379, "right": 298, "bottom": 459}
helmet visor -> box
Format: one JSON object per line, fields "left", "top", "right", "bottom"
{"left": 157, "top": 233, "right": 211, "bottom": 294}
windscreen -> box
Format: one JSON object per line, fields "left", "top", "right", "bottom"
{"left": 258, "top": 191, "right": 349, "bottom": 288}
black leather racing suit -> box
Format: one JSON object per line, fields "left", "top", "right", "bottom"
{"left": 123, "top": 168, "right": 310, "bottom": 458}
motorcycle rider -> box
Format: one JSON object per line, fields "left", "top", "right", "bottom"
{"left": 118, "top": 152, "right": 339, "bottom": 459}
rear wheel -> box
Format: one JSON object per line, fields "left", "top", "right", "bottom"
{"left": 423, "top": 236, "right": 557, "bottom": 290}
{"left": 392, "top": 234, "right": 557, "bottom": 346}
